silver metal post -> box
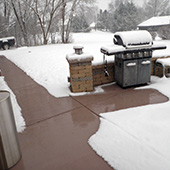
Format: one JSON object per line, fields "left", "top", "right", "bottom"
{"left": 0, "top": 90, "right": 21, "bottom": 169}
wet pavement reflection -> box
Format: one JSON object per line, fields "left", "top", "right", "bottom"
{"left": 0, "top": 56, "right": 168, "bottom": 170}
{"left": 73, "top": 84, "right": 168, "bottom": 115}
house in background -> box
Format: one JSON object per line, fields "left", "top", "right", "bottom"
{"left": 137, "top": 16, "right": 170, "bottom": 39}
{"left": 89, "top": 22, "right": 96, "bottom": 30}
{"left": 138, "top": 16, "right": 170, "bottom": 31}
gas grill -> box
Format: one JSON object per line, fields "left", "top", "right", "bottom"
{"left": 101, "top": 30, "right": 166, "bottom": 88}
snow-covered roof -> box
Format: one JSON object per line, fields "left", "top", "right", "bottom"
{"left": 90, "top": 22, "right": 96, "bottom": 28}
{"left": 0, "top": 36, "right": 15, "bottom": 41}
{"left": 138, "top": 16, "right": 170, "bottom": 27}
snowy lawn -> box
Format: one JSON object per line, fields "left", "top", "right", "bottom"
{"left": 1, "top": 31, "right": 169, "bottom": 98}
{"left": 1, "top": 31, "right": 170, "bottom": 168}
{"left": 0, "top": 31, "right": 113, "bottom": 98}
{"left": 0, "top": 31, "right": 113, "bottom": 133}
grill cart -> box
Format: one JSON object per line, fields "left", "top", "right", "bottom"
{"left": 101, "top": 30, "right": 166, "bottom": 88}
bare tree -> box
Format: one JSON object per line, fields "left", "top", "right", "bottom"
{"left": 61, "top": 0, "right": 66, "bottom": 43}
{"left": 0, "top": 0, "right": 96, "bottom": 45}
{"left": 0, "top": 0, "right": 14, "bottom": 37}
{"left": 10, "top": 0, "right": 32, "bottom": 45}
{"left": 143, "top": 0, "right": 170, "bottom": 18}
{"left": 61, "top": 0, "right": 96, "bottom": 43}
{"left": 2, "top": 0, "right": 11, "bottom": 22}
{"left": 24, "top": 0, "right": 62, "bottom": 45}
{"left": 60, "top": 0, "right": 81, "bottom": 43}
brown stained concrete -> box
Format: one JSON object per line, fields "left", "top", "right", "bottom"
{"left": 0, "top": 55, "right": 168, "bottom": 170}
{"left": 12, "top": 108, "right": 109, "bottom": 170}
{"left": 73, "top": 85, "right": 168, "bottom": 114}
{"left": 0, "top": 56, "right": 81, "bottom": 126}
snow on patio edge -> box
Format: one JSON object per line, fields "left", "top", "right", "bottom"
{"left": 88, "top": 76, "right": 170, "bottom": 170}
{"left": 0, "top": 76, "right": 25, "bottom": 133}
{"left": 0, "top": 31, "right": 114, "bottom": 98}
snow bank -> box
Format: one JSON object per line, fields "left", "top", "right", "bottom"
{"left": 101, "top": 44, "right": 125, "bottom": 54}
{"left": 66, "top": 53, "right": 93, "bottom": 62}
{"left": 89, "top": 76, "right": 170, "bottom": 170}
{"left": 0, "top": 77, "right": 25, "bottom": 133}
{"left": 157, "top": 58, "right": 170, "bottom": 66}
{"left": 153, "top": 40, "right": 170, "bottom": 58}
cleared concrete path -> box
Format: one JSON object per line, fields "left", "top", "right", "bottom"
{"left": 0, "top": 56, "right": 168, "bottom": 170}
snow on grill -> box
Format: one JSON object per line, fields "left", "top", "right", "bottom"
{"left": 113, "top": 30, "right": 153, "bottom": 48}
{"left": 100, "top": 30, "right": 166, "bottom": 88}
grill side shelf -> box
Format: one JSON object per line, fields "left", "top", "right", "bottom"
{"left": 101, "top": 47, "right": 153, "bottom": 56}
{"left": 151, "top": 46, "right": 167, "bottom": 50}
{"left": 101, "top": 44, "right": 166, "bottom": 57}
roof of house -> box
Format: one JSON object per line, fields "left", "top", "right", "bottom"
{"left": 90, "top": 22, "right": 96, "bottom": 28}
{"left": 138, "top": 16, "right": 170, "bottom": 27}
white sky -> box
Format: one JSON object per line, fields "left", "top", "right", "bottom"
{"left": 96, "top": 0, "right": 144, "bottom": 10}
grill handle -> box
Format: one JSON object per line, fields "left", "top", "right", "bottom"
{"left": 141, "top": 60, "right": 150, "bottom": 65}
{"left": 126, "top": 63, "right": 136, "bottom": 67}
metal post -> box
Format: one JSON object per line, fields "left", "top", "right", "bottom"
{"left": 0, "top": 90, "right": 21, "bottom": 169}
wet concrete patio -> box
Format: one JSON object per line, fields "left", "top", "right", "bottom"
{"left": 0, "top": 56, "right": 168, "bottom": 170}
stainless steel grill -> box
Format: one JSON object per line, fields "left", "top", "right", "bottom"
{"left": 101, "top": 30, "right": 166, "bottom": 87}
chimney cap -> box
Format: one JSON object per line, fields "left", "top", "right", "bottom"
{"left": 73, "top": 45, "right": 84, "bottom": 50}
{"left": 73, "top": 45, "right": 84, "bottom": 55}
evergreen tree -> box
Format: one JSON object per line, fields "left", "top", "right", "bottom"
{"left": 96, "top": 9, "right": 109, "bottom": 31}
{"left": 143, "top": 0, "right": 170, "bottom": 18}
{"left": 110, "top": 1, "right": 139, "bottom": 32}
{"left": 71, "top": 14, "right": 90, "bottom": 32}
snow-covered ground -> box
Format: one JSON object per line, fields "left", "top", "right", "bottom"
{"left": 0, "top": 31, "right": 113, "bottom": 98}
{"left": 89, "top": 76, "right": 170, "bottom": 170}
{"left": 1, "top": 31, "right": 170, "bottom": 169}
{"left": 0, "top": 31, "right": 169, "bottom": 98}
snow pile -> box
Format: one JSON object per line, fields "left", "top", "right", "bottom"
{"left": 156, "top": 57, "right": 170, "bottom": 66}
{"left": 101, "top": 44, "right": 125, "bottom": 55}
{"left": 66, "top": 53, "right": 93, "bottom": 62}
{"left": 0, "top": 77, "right": 25, "bottom": 133}
{"left": 153, "top": 40, "right": 170, "bottom": 58}
{"left": 89, "top": 76, "right": 170, "bottom": 170}
{"left": 152, "top": 41, "right": 167, "bottom": 50}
